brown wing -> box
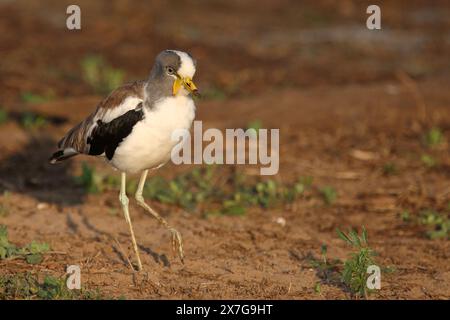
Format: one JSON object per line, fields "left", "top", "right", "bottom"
{"left": 50, "top": 80, "right": 145, "bottom": 163}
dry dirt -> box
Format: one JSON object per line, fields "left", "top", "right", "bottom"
{"left": 0, "top": 0, "right": 449, "bottom": 299}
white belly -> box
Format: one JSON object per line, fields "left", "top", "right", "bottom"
{"left": 110, "top": 96, "right": 195, "bottom": 173}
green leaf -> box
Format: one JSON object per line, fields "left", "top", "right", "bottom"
{"left": 336, "top": 228, "right": 351, "bottom": 244}
{"left": 421, "top": 154, "right": 437, "bottom": 168}
{"left": 0, "top": 246, "right": 7, "bottom": 259}
{"left": 423, "top": 127, "right": 444, "bottom": 147}
{"left": 320, "top": 186, "right": 337, "bottom": 205}
{"left": 26, "top": 254, "right": 43, "bottom": 264}
{"left": 27, "top": 241, "right": 50, "bottom": 254}
{"left": 361, "top": 226, "right": 368, "bottom": 244}
{"left": 314, "top": 282, "right": 321, "bottom": 294}
{"left": 320, "top": 244, "right": 327, "bottom": 256}
{"left": 0, "top": 225, "right": 9, "bottom": 246}
{"left": 21, "top": 92, "right": 50, "bottom": 104}
{"left": 223, "top": 204, "right": 246, "bottom": 216}
{"left": 246, "top": 120, "right": 262, "bottom": 131}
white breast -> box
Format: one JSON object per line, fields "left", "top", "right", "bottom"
{"left": 110, "top": 95, "right": 196, "bottom": 173}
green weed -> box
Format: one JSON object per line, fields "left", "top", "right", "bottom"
{"left": 422, "top": 127, "right": 444, "bottom": 148}
{"left": 21, "top": 112, "right": 48, "bottom": 130}
{"left": 419, "top": 210, "right": 449, "bottom": 240}
{"left": 320, "top": 186, "right": 337, "bottom": 205}
{"left": 399, "top": 208, "right": 449, "bottom": 240}
{"left": 74, "top": 162, "right": 105, "bottom": 194}
{"left": 74, "top": 164, "right": 311, "bottom": 216}
{"left": 336, "top": 227, "right": 378, "bottom": 298}
{"left": 314, "top": 282, "right": 321, "bottom": 294}
{"left": 421, "top": 154, "right": 437, "bottom": 168}
{"left": 81, "top": 55, "right": 124, "bottom": 94}
{"left": 21, "top": 92, "right": 54, "bottom": 104}
{"left": 0, "top": 273, "right": 103, "bottom": 300}
{"left": 245, "top": 120, "right": 263, "bottom": 138}
{"left": 0, "top": 225, "right": 50, "bottom": 264}
{"left": 246, "top": 120, "right": 263, "bottom": 131}
{"left": 400, "top": 210, "right": 410, "bottom": 222}
{"left": 310, "top": 228, "right": 386, "bottom": 298}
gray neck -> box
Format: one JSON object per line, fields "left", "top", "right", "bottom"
{"left": 144, "top": 62, "right": 173, "bottom": 108}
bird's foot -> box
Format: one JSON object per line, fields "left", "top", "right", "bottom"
{"left": 169, "top": 228, "right": 184, "bottom": 263}
{"left": 132, "top": 270, "right": 161, "bottom": 288}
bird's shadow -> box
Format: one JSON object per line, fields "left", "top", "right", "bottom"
{"left": 291, "top": 250, "right": 352, "bottom": 296}
{"left": 139, "top": 244, "right": 171, "bottom": 268}
{"left": 77, "top": 210, "right": 171, "bottom": 268}
{"left": 0, "top": 134, "right": 86, "bottom": 206}
{"left": 0, "top": 131, "right": 170, "bottom": 268}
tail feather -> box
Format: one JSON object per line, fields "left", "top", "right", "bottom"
{"left": 49, "top": 148, "right": 79, "bottom": 164}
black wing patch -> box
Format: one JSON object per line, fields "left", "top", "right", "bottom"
{"left": 87, "top": 104, "right": 144, "bottom": 160}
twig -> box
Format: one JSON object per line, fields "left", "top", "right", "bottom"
{"left": 113, "top": 237, "right": 134, "bottom": 271}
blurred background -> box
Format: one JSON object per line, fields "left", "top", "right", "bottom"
{"left": 1, "top": 0, "right": 449, "bottom": 102}
{"left": 0, "top": 0, "right": 449, "bottom": 299}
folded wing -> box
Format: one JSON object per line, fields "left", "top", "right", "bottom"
{"left": 50, "top": 80, "right": 145, "bottom": 163}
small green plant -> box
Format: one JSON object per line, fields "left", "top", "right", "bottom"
{"left": 0, "top": 108, "right": 8, "bottom": 125}
{"left": 311, "top": 229, "right": 389, "bottom": 298}
{"left": 336, "top": 227, "right": 378, "bottom": 298}
{"left": 74, "top": 162, "right": 104, "bottom": 194}
{"left": 21, "top": 92, "right": 54, "bottom": 104}
{"left": 382, "top": 162, "right": 398, "bottom": 176}
{"left": 245, "top": 120, "right": 263, "bottom": 138}
{"left": 21, "top": 112, "right": 48, "bottom": 129}
{"left": 320, "top": 186, "right": 337, "bottom": 205}
{"left": 421, "top": 154, "right": 437, "bottom": 168}
{"left": 400, "top": 210, "right": 410, "bottom": 222}
{"left": 247, "top": 120, "right": 262, "bottom": 131}
{"left": 422, "top": 127, "right": 444, "bottom": 148}
{"left": 419, "top": 210, "right": 449, "bottom": 240}
{"left": 74, "top": 163, "right": 136, "bottom": 195}
{"left": 37, "top": 275, "right": 76, "bottom": 300}
{"left": 0, "top": 225, "right": 50, "bottom": 264}
{"left": 81, "top": 55, "right": 124, "bottom": 94}
{"left": 0, "top": 273, "right": 103, "bottom": 300}
{"left": 314, "top": 282, "right": 321, "bottom": 294}
{"left": 74, "top": 165, "right": 310, "bottom": 216}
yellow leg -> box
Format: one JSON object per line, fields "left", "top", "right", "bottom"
{"left": 119, "top": 172, "right": 143, "bottom": 271}
{"left": 135, "top": 169, "right": 184, "bottom": 263}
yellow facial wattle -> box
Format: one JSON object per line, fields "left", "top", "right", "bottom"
{"left": 172, "top": 78, "right": 183, "bottom": 96}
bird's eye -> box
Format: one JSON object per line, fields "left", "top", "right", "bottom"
{"left": 166, "top": 67, "right": 175, "bottom": 75}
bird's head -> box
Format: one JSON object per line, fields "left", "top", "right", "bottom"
{"left": 149, "top": 50, "right": 199, "bottom": 97}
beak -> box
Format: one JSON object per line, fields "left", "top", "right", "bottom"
{"left": 183, "top": 77, "right": 200, "bottom": 97}
{"left": 173, "top": 76, "right": 200, "bottom": 97}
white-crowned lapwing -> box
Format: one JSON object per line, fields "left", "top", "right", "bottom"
{"left": 50, "top": 50, "right": 199, "bottom": 271}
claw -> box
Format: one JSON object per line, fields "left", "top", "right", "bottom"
{"left": 169, "top": 228, "right": 184, "bottom": 263}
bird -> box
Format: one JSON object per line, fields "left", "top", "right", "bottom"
{"left": 49, "top": 50, "right": 199, "bottom": 271}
